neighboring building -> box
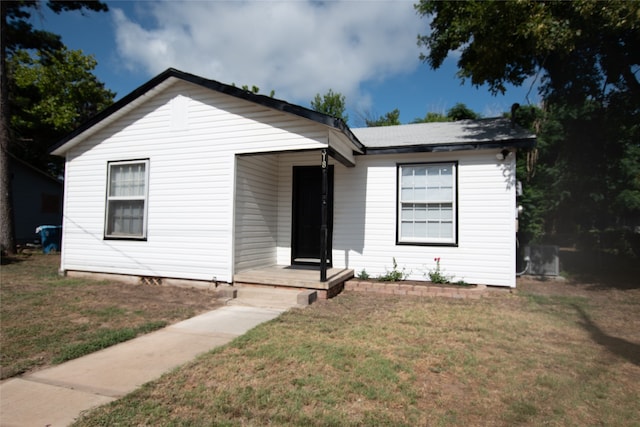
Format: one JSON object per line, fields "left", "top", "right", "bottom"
{"left": 50, "top": 69, "right": 535, "bottom": 293}
{"left": 9, "top": 154, "right": 63, "bottom": 245}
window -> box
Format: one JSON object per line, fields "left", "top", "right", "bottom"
{"left": 105, "top": 160, "right": 149, "bottom": 239}
{"left": 398, "top": 162, "right": 457, "bottom": 245}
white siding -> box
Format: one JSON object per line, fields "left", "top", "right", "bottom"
{"left": 234, "top": 155, "right": 279, "bottom": 271}
{"left": 271, "top": 149, "right": 516, "bottom": 287}
{"left": 60, "top": 80, "right": 334, "bottom": 283}
{"left": 332, "top": 151, "right": 517, "bottom": 287}
{"left": 60, "top": 77, "right": 518, "bottom": 287}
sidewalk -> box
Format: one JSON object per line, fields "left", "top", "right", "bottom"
{"left": 0, "top": 305, "right": 285, "bottom": 427}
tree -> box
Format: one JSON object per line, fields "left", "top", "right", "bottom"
{"left": 412, "top": 104, "right": 480, "bottom": 123}
{"left": 365, "top": 108, "right": 401, "bottom": 127}
{"left": 310, "top": 89, "right": 349, "bottom": 123}
{"left": 446, "top": 103, "right": 480, "bottom": 121}
{"left": 510, "top": 104, "right": 555, "bottom": 243}
{"left": 416, "top": 0, "right": 640, "bottom": 253}
{"left": 9, "top": 48, "right": 115, "bottom": 175}
{"left": 416, "top": 1, "right": 640, "bottom": 102}
{"left": 231, "top": 83, "right": 275, "bottom": 97}
{"left": 1, "top": 0, "right": 109, "bottom": 255}
{"left": 412, "top": 111, "right": 448, "bottom": 123}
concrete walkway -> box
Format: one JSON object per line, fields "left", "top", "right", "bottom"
{"left": 0, "top": 305, "right": 285, "bottom": 427}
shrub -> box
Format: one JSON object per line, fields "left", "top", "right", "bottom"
{"left": 357, "top": 269, "right": 370, "bottom": 280}
{"left": 427, "top": 257, "right": 454, "bottom": 284}
{"left": 377, "top": 258, "right": 409, "bottom": 282}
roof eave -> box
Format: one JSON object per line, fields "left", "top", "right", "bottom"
{"left": 361, "top": 137, "right": 536, "bottom": 155}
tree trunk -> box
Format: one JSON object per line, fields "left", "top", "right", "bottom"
{"left": 1, "top": 0, "right": 16, "bottom": 255}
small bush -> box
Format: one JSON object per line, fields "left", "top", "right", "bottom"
{"left": 377, "top": 258, "right": 409, "bottom": 282}
{"left": 454, "top": 280, "right": 472, "bottom": 287}
{"left": 427, "top": 257, "right": 454, "bottom": 284}
{"left": 357, "top": 269, "right": 370, "bottom": 280}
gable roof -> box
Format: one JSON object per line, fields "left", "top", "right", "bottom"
{"left": 50, "top": 68, "right": 364, "bottom": 156}
{"left": 50, "top": 68, "right": 535, "bottom": 159}
{"left": 352, "top": 118, "right": 536, "bottom": 154}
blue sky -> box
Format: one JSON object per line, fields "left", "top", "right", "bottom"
{"left": 32, "top": 0, "right": 539, "bottom": 127}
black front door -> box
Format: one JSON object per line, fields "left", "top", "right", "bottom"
{"left": 291, "top": 166, "right": 333, "bottom": 265}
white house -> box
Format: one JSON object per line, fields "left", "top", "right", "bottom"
{"left": 51, "top": 69, "right": 535, "bottom": 295}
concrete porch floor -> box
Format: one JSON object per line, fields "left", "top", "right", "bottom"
{"left": 233, "top": 265, "right": 354, "bottom": 298}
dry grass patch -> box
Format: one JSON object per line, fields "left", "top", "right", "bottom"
{"left": 74, "top": 277, "right": 640, "bottom": 426}
{"left": 0, "top": 253, "right": 222, "bottom": 379}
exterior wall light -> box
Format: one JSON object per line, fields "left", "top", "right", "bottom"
{"left": 496, "top": 149, "right": 511, "bottom": 161}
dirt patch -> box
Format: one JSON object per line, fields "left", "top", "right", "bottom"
{"left": 517, "top": 274, "right": 640, "bottom": 302}
{"left": 516, "top": 275, "right": 590, "bottom": 296}
{"left": 516, "top": 274, "right": 640, "bottom": 369}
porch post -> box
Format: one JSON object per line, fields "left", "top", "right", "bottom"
{"left": 320, "top": 149, "right": 328, "bottom": 282}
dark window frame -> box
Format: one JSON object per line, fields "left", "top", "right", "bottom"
{"left": 396, "top": 161, "right": 459, "bottom": 247}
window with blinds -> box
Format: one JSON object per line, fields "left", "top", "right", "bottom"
{"left": 105, "top": 160, "right": 149, "bottom": 239}
{"left": 398, "top": 162, "right": 457, "bottom": 245}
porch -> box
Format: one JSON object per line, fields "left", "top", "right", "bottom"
{"left": 233, "top": 265, "right": 354, "bottom": 299}
{"left": 234, "top": 148, "right": 359, "bottom": 289}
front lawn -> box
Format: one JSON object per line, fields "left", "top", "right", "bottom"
{"left": 0, "top": 253, "right": 222, "bottom": 379}
{"left": 73, "top": 274, "right": 640, "bottom": 426}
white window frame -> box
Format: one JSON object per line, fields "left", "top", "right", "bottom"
{"left": 104, "top": 159, "right": 149, "bottom": 240}
{"left": 397, "top": 162, "right": 457, "bottom": 246}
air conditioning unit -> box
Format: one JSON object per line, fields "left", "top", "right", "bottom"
{"left": 524, "top": 245, "right": 560, "bottom": 276}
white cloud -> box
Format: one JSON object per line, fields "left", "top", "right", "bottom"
{"left": 112, "top": 0, "right": 424, "bottom": 109}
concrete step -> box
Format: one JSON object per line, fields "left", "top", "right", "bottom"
{"left": 219, "top": 285, "right": 317, "bottom": 309}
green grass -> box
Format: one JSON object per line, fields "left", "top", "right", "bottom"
{"left": 3, "top": 253, "right": 638, "bottom": 426}
{"left": 73, "top": 282, "right": 640, "bottom": 427}
{"left": 0, "top": 253, "right": 221, "bottom": 379}
{"left": 53, "top": 321, "right": 167, "bottom": 363}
